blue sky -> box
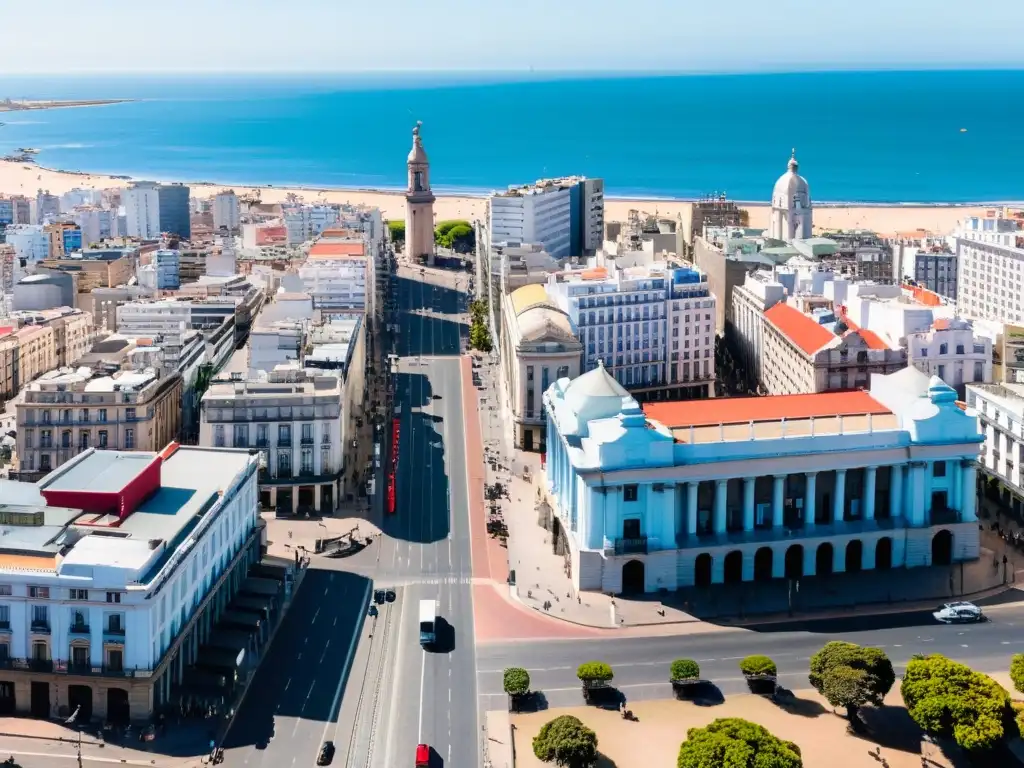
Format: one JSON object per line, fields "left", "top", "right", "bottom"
{"left": 2, "top": 0, "right": 1022, "bottom": 74}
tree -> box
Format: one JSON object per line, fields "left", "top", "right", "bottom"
{"left": 387, "top": 219, "right": 405, "bottom": 247}
{"left": 503, "top": 667, "right": 531, "bottom": 696}
{"left": 532, "top": 715, "right": 598, "bottom": 768}
{"left": 670, "top": 659, "right": 701, "bottom": 681}
{"left": 738, "top": 655, "right": 777, "bottom": 678}
{"left": 901, "top": 654, "right": 1012, "bottom": 752}
{"left": 434, "top": 219, "right": 474, "bottom": 251}
{"left": 1010, "top": 654, "right": 1024, "bottom": 694}
{"left": 808, "top": 641, "right": 895, "bottom": 720}
{"left": 469, "top": 322, "right": 492, "bottom": 352}
{"left": 576, "top": 661, "right": 613, "bottom": 686}
{"left": 677, "top": 717, "right": 802, "bottom": 768}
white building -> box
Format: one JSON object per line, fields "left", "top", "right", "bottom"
{"left": 906, "top": 318, "right": 992, "bottom": 396}
{"left": 545, "top": 261, "right": 716, "bottom": 400}
{"left": 116, "top": 299, "right": 237, "bottom": 371}
{"left": 0, "top": 443, "right": 263, "bottom": 722}
{"left": 5, "top": 224, "right": 50, "bottom": 268}
{"left": 123, "top": 182, "right": 161, "bottom": 240}
{"left": 967, "top": 382, "right": 1024, "bottom": 517}
{"left": 300, "top": 240, "right": 370, "bottom": 313}
{"left": 152, "top": 249, "right": 181, "bottom": 290}
{"left": 212, "top": 191, "right": 240, "bottom": 233}
{"left": 60, "top": 188, "right": 103, "bottom": 212}
{"left": 544, "top": 364, "right": 982, "bottom": 594}
{"left": 489, "top": 177, "right": 596, "bottom": 259}
{"left": 200, "top": 368, "right": 345, "bottom": 514}
{"left": 75, "top": 207, "right": 117, "bottom": 248}
{"left": 768, "top": 151, "right": 813, "bottom": 243}
{"left": 282, "top": 205, "right": 339, "bottom": 246}
{"left": 955, "top": 216, "right": 1024, "bottom": 325}
{"left": 731, "top": 270, "right": 791, "bottom": 390}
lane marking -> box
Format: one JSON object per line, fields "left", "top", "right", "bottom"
{"left": 381, "top": 589, "right": 409, "bottom": 768}
{"left": 319, "top": 578, "right": 371, "bottom": 750}
{"left": 417, "top": 646, "right": 427, "bottom": 743}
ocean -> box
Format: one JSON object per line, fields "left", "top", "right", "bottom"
{"left": 0, "top": 70, "right": 1022, "bottom": 203}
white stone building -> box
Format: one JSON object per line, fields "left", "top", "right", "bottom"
{"left": 768, "top": 151, "right": 812, "bottom": 243}
{"left": 212, "top": 191, "right": 240, "bottom": 233}
{"left": 967, "top": 382, "right": 1024, "bottom": 517}
{"left": 544, "top": 364, "right": 982, "bottom": 594}
{"left": 955, "top": 216, "right": 1024, "bottom": 325}
{"left": 489, "top": 179, "right": 575, "bottom": 258}
{"left": 123, "top": 182, "right": 161, "bottom": 240}
{"left": 282, "top": 205, "right": 339, "bottom": 246}
{"left": 5, "top": 225, "right": 50, "bottom": 268}
{"left": 906, "top": 318, "right": 992, "bottom": 396}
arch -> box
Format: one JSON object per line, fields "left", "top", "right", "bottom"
{"left": 68, "top": 684, "right": 93, "bottom": 722}
{"left": 875, "top": 537, "right": 893, "bottom": 570}
{"left": 784, "top": 545, "right": 804, "bottom": 579}
{"left": 694, "top": 553, "right": 712, "bottom": 587}
{"left": 723, "top": 551, "right": 744, "bottom": 584}
{"left": 754, "top": 547, "right": 774, "bottom": 582}
{"left": 622, "top": 560, "right": 645, "bottom": 594}
{"left": 106, "top": 688, "right": 130, "bottom": 724}
{"left": 845, "top": 540, "right": 863, "bottom": 573}
{"left": 932, "top": 529, "right": 954, "bottom": 566}
{"left": 816, "top": 542, "right": 834, "bottom": 576}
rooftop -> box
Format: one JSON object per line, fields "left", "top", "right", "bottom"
{"left": 764, "top": 302, "right": 836, "bottom": 355}
{"left": 308, "top": 241, "right": 365, "bottom": 258}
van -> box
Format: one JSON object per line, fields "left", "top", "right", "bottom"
{"left": 415, "top": 743, "right": 430, "bottom": 767}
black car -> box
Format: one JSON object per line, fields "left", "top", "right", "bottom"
{"left": 385, "top": 589, "right": 396, "bottom": 603}
{"left": 374, "top": 589, "right": 386, "bottom": 604}
{"left": 317, "top": 741, "right": 335, "bottom": 766}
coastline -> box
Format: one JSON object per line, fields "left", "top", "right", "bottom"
{"left": 0, "top": 160, "right": 1011, "bottom": 236}
{"left": 0, "top": 98, "right": 132, "bottom": 113}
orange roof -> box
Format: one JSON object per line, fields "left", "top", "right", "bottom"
{"left": 764, "top": 302, "right": 835, "bottom": 355}
{"left": 643, "top": 390, "right": 890, "bottom": 429}
{"left": 933, "top": 318, "right": 950, "bottom": 330}
{"left": 309, "top": 241, "right": 365, "bottom": 257}
{"left": 320, "top": 227, "right": 358, "bottom": 238}
{"left": 855, "top": 329, "right": 890, "bottom": 350}
{"left": 903, "top": 283, "right": 942, "bottom": 307}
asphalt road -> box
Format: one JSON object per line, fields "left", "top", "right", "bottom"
{"left": 477, "top": 603, "right": 1024, "bottom": 709}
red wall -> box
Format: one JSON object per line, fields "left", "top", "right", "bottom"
{"left": 40, "top": 456, "right": 163, "bottom": 522}
{"left": 118, "top": 457, "right": 163, "bottom": 519}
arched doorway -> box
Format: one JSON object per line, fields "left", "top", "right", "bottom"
{"left": 0, "top": 682, "right": 14, "bottom": 716}
{"left": 68, "top": 684, "right": 93, "bottom": 722}
{"left": 694, "top": 553, "right": 712, "bottom": 587}
{"left": 622, "top": 560, "right": 645, "bottom": 593}
{"left": 932, "top": 529, "right": 954, "bottom": 566}
{"left": 784, "top": 545, "right": 804, "bottom": 579}
{"left": 106, "top": 688, "right": 130, "bottom": 724}
{"left": 876, "top": 537, "right": 893, "bottom": 569}
{"left": 754, "top": 547, "right": 774, "bottom": 581}
{"left": 724, "top": 551, "right": 744, "bottom": 583}
{"left": 845, "top": 540, "right": 863, "bottom": 573}
{"left": 816, "top": 543, "right": 834, "bottom": 576}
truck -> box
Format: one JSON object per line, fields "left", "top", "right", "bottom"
{"left": 418, "top": 599, "right": 437, "bottom": 647}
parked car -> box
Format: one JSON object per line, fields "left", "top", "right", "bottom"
{"left": 933, "top": 601, "right": 983, "bottom": 623}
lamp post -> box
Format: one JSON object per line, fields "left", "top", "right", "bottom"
{"left": 64, "top": 705, "right": 82, "bottom": 768}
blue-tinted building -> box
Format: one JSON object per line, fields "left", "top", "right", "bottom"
{"left": 157, "top": 184, "right": 191, "bottom": 240}
{"left": 62, "top": 227, "right": 82, "bottom": 253}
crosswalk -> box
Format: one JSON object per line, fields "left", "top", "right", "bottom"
{"left": 371, "top": 575, "right": 476, "bottom": 588}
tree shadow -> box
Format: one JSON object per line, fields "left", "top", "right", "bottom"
{"left": 512, "top": 690, "right": 549, "bottom": 713}
{"left": 854, "top": 704, "right": 926, "bottom": 754}
{"left": 770, "top": 687, "right": 828, "bottom": 718}
{"left": 674, "top": 681, "right": 725, "bottom": 707}
{"left": 596, "top": 755, "right": 620, "bottom": 768}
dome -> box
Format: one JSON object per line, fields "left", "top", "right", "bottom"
{"left": 563, "top": 361, "right": 632, "bottom": 422}
{"left": 517, "top": 304, "right": 575, "bottom": 342}
{"left": 773, "top": 150, "right": 809, "bottom": 202}
{"left": 407, "top": 122, "right": 429, "bottom": 165}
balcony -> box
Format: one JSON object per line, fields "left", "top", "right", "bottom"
{"left": 104, "top": 625, "right": 126, "bottom": 642}
{"left": 0, "top": 621, "right": 8, "bottom": 632}
{"left": 300, "top": 435, "right": 315, "bottom": 445}
{"left": 256, "top": 438, "right": 269, "bottom": 448}
{"left": 28, "top": 659, "right": 53, "bottom": 673}
{"left": 277, "top": 437, "right": 292, "bottom": 448}
{"left": 675, "top": 516, "right": 907, "bottom": 549}
{"left": 929, "top": 507, "right": 962, "bottom": 526}
{"left": 612, "top": 536, "right": 649, "bottom": 555}
{"left": 30, "top": 621, "right": 50, "bottom": 634}
{"left": 68, "top": 623, "right": 90, "bottom": 637}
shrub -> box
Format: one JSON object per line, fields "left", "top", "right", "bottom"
{"left": 739, "top": 655, "right": 777, "bottom": 677}
{"left": 387, "top": 219, "right": 405, "bottom": 246}
{"left": 808, "top": 641, "right": 895, "bottom": 719}
{"left": 677, "top": 717, "right": 802, "bottom": 768}
{"left": 670, "top": 659, "right": 701, "bottom": 681}
{"left": 503, "top": 667, "right": 531, "bottom": 696}
{"left": 1011, "top": 654, "right": 1024, "bottom": 695}
{"left": 576, "top": 661, "right": 614, "bottom": 685}
{"left": 533, "top": 714, "right": 598, "bottom": 768}
{"left": 901, "top": 654, "right": 1012, "bottom": 752}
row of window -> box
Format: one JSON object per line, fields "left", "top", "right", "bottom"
{"left": 27, "top": 428, "right": 134, "bottom": 450}
{"left": 0, "top": 604, "right": 123, "bottom": 631}
{"left": 24, "top": 407, "right": 137, "bottom": 423}
{"left": 3, "top": 639, "right": 125, "bottom": 671}
{"left": 214, "top": 422, "right": 332, "bottom": 448}
{"left": 9, "top": 586, "right": 124, "bottom": 603}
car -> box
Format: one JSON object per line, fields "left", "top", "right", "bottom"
{"left": 368, "top": 604, "right": 378, "bottom": 618}
{"left": 933, "top": 601, "right": 983, "bottom": 623}
{"left": 317, "top": 740, "right": 335, "bottom": 765}
{"left": 374, "top": 589, "right": 386, "bottom": 604}
{"left": 415, "top": 743, "right": 431, "bottom": 767}
{"left": 385, "top": 589, "right": 396, "bottom": 603}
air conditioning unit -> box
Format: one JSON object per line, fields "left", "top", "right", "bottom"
{"left": 652, "top": 483, "right": 665, "bottom": 493}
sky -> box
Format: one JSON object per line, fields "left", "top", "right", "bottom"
{"left": 2, "top": 0, "right": 1022, "bottom": 74}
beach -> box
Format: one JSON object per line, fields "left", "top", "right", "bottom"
{"left": 0, "top": 159, "right": 1004, "bottom": 236}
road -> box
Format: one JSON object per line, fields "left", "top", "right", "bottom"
{"left": 477, "top": 603, "right": 1024, "bottom": 709}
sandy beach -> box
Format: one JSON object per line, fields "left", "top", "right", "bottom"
{"left": 0, "top": 159, "right": 1009, "bottom": 236}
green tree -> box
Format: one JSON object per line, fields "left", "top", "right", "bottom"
{"left": 677, "top": 717, "right": 802, "bottom": 768}
{"left": 469, "top": 321, "right": 492, "bottom": 352}
{"left": 503, "top": 667, "right": 530, "bottom": 696}
{"left": 739, "top": 655, "right": 777, "bottom": 678}
{"left": 387, "top": 219, "right": 405, "bottom": 247}
{"left": 901, "top": 654, "right": 1012, "bottom": 752}
{"left": 1011, "top": 654, "right": 1024, "bottom": 694}
{"left": 808, "top": 641, "right": 895, "bottom": 720}
{"left": 533, "top": 715, "right": 598, "bottom": 768}
{"left": 576, "top": 661, "right": 613, "bottom": 686}
{"left": 670, "top": 659, "right": 701, "bottom": 681}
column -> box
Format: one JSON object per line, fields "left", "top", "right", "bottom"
{"left": 910, "top": 462, "right": 926, "bottom": 526}
{"left": 772, "top": 475, "right": 785, "bottom": 527}
{"left": 833, "top": 469, "right": 846, "bottom": 523}
{"left": 889, "top": 465, "right": 903, "bottom": 518}
{"left": 686, "top": 482, "right": 698, "bottom": 537}
{"left": 951, "top": 461, "right": 961, "bottom": 517}
{"left": 314, "top": 484, "right": 322, "bottom": 513}
{"left": 864, "top": 467, "right": 877, "bottom": 521}
{"left": 713, "top": 480, "right": 727, "bottom": 534}
{"left": 291, "top": 490, "right": 299, "bottom": 516}
{"left": 805, "top": 472, "right": 817, "bottom": 524}
{"left": 961, "top": 460, "right": 978, "bottom": 521}
{"left": 743, "top": 477, "right": 755, "bottom": 532}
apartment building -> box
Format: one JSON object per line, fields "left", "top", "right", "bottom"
{"left": 0, "top": 329, "right": 18, "bottom": 403}
{"left": 199, "top": 368, "right": 345, "bottom": 514}
{"left": 906, "top": 318, "right": 992, "bottom": 397}
{"left": 0, "top": 443, "right": 264, "bottom": 722}
{"left": 299, "top": 238, "right": 370, "bottom": 314}
{"left": 116, "top": 299, "right": 240, "bottom": 370}
{"left": 16, "top": 367, "right": 183, "bottom": 476}
{"left": 74, "top": 207, "right": 118, "bottom": 248}
{"left": 283, "top": 205, "right": 340, "bottom": 246}
{"left": 731, "top": 271, "right": 790, "bottom": 392}
{"left": 914, "top": 249, "right": 958, "bottom": 300}
{"left": 488, "top": 176, "right": 604, "bottom": 259}
{"left": 213, "top": 191, "right": 240, "bottom": 233}
{"left": 967, "top": 382, "right": 1024, "bottom": 518}
{"left": 40, "top": 250, "right": 134, "bottom": 293}
{"left": 44, "top": 222, "right": 80, "bottom": 259}
{"left": 14, "top": 325, "right": 56, "bottom": 386}
{"left": 5, "top": 225, "right": 50, "bottom": 267}
{"left": 157, "top": 184, "right": 191, "bottom": 240}
{"left": 123, "top": 183, "right": 161, "bottom": 240}
{"left": 35, "top": 191, "right": 60, "bottom": 224}
{"left": 955, "top": 216, "right": 1024, "bottom": 325}
{"left": 12, "top": 308, "right": 94, "bottom": 369}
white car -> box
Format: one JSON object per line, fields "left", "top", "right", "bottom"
{"left": 932, "top": 601, "right": 983, "bottom": 623}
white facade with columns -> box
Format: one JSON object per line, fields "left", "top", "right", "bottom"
{"left": 544, "top": 363, "right": 983, "bottom": 594}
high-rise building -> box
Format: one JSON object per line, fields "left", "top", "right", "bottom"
{"left": 157, "top": 184, "right": 191, "bottom": 239}
{"left": 282, "top": 205, "right": 340, "bottom": 246}
{"left": 0, "top": 195, "right": 32, "bottom": 225}
{"left": 405, "top": 122, "right": 436, "bottom": 264}
{"left": 123, "top": 182, "right": 161, "bottom": 239}
{"left": 35, "top": 189, "right": 61, "bottom": 224}
{"left": 489, "top": 176, "right": 603, "bottom": 259}
{"left": 75, "top": 206, "right": 117, "bottom": 247}
{"left": 955, "top": 216, "right": 1024, "bottom": 325}
{"left": 212, "top": 190, "right": 240, "bottom": 233}
{"left": 5, "top": 224, "right": 50, "bottom": 267}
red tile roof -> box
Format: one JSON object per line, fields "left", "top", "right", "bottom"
{"left": 643, "top": 390, "right": 891, "bottom": 429}
{"left": 852, "top": 329, "right": 890, "bottom": 350}
{"left": 933, "top": 318, "right": 950, "bottom": 330}
{"left": 764, "top": 302, "right": 835, "bottom": 355}
{"left": 308, "top": 241, "right": 365, "bottom": 257}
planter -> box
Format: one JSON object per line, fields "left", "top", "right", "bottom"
{"left": 670, "top": 678, "right": 708, "bottom": 699}
{"left": 743, "top": 673, "right": 778, "bottom": 695}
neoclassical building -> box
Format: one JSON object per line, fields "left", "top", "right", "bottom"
{"left": 544, "top": 364, "right": 983, "bottom": 594}
{"left": 769, "top": 150, "right": 813, "bottom": 243}
{"left": 405, "top": 122, "right": 436, "bottom": 265}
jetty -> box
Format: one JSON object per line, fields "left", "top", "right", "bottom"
{"left": 0, "top": 98, "right": 132, "bottom": 112}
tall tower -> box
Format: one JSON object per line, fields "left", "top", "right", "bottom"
{"left": 405, "top": 121, "right": 436, "bottom": 265}
{"left": 769, "top": 149, "right": 812, "bottom": 243}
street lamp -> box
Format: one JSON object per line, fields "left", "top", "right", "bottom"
{"left": 64, "top": 706, "right": 82, "bottom": 768}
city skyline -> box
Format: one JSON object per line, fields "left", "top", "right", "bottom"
{"left": 1, "top": 0, "right": 1023, "bottom": 74}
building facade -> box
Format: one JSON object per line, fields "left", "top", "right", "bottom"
{"left": 906, "top": 318, "right": 992, "bottom": 397}
{"left": 0, "top": 330, "right": 18, "bottom": 403}
{"left": 968, "top": 382, "right": 1024, "bottom": 517}
{"left": 123, "top": 183, "right": 162, "bottom": 240}
{"left": 955, "top": 216, "right": 1024, "bottom": 325}
{"left": 152, "top": 249, "right": 181, "bottom": 290}
{"left": 156, "top": 184, "right": 191, "bottom": 240}
{"left": 769, "top": 152, "right": 812, "bottom": 243}
{"left": 212, "top": 191, "right": 240, "bottom": 233}
{"left": 14, "top": 325, "right": 56, "bottom": 387}
{"left": 489, "top": 178, "right": 577, "bottom": 259}
{"left": 731, "top": 271, "right": 789, "bottom": 392}
{"left": 404, "top": 122, "right": 436, "bottom": 265}
{"left": 5, "top": 225, "right": 50, "bottom": 267}
{"left": 544, "top": 364, "right": 982, "bottom": 594}
{"left": 915, "top": 250, "right": 958, "bottom": 300}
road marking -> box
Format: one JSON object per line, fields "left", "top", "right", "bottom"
{"left": 284, "top": 677, "right": 291, "bottom": 691}
{"left": 312, "top": 607, "right": 320, "bottom": 624}
{"left": 0, "top": 750, "right": 153, "bottom": 766}
{"left": 382, "top": 590, "right": 409, "bottom": 768}
{"left": 417, "top": 646, "right": 427, "bottom": 742}
{"left": 319, "top": 578, "right": 371, "bottom": 750}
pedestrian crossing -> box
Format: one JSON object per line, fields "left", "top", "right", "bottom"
{"left": 371, "top": 575, "right": 476, "bottom": 588}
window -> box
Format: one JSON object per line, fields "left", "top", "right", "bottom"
{"left": 107, "top": 614, "right": 123, "bottom": 632}
{"left": 623, "top": 484, "right": 639, "bottom": 502}
{"left": 70, "top": 589, "right": 89, "bottom": 601}
{"left": 32, "top": 641, "right": 48, "bottom": 661}
{"left": 31, "top": 605, "right": 49, "bottom": 628}
{"left": 321, "top": 448, "right": 330, "bottom": 474}
{"left": 0, "top": 585, "right": 11, "bottom": 597}
{"left": 301, "top": 423, "right": 314, "bottom": 443}
{"left": 125, "top": 407, "right": 136, "bottom": 421}
{"left": 106, "top": 648, "right": 124, "bottom": 672}
{"left": 105, "top": 592, "right": 121, "bottom": 604}
{"left": 233, "top": 425, "right": 248, "bottom": 447}
{"left": 78, "top": 431, "right": 90, "bottom": 450}
{"left": 278, "top": 424, "right": 291, "bottom": 446}
{"left": 71, "top": 646, "right": 89, "bottom": 666}
{"left": 300, "top": 448, "right": 313, "bottom": 475}
{"left": 98, "top": 409, "right": 107, "bottom": 423}
{"left": 0, "top": 606, "right": 9, "bottom": 627}
{"left": 956, "top": 344, "right": 965, "bottom": 355}
{"left": 214, "top": 425, "right": 225, "bottom": 448}
{"left": 257, "top": 423, "right": 269, "bottom": 447}
{"left": 98, "top": 430, "right": 108, "bottom": 448}
{"left": 125, "top": 429, "right": 134, "bottom": 450}
{"left": 70, "top": 609, "right": 88, "bottom": 628}
{"left": 933, "top": 461, "right": 947, "bottom": 477}
{"left": 974, "top": 361, "right": 984, "bottom": 381}
{"left": 939, "top": 343, "right": 948, "bottom": 355}
{"left": 28, "top": 586, "right": 49, "bottom": 599}
{"left": 80, "top": 409, "right": 89, "bottom": 423}
{"left": 0, "top": 643, "right": 8, "bottom": 661}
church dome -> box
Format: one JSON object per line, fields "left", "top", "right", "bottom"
{"left": 517, "top": 304, "right": 575, "bottom": 343}
{"left": 773, "top": 150, "right": 810, "bottom": 202}
{"left": 563, "top": 361, "right": 632, "bottom": 422}
{"left": 407, "top": 122, "right": 429, "bottom": 165}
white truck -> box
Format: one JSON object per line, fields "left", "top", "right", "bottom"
{"left": 418, "top": 599, "right": 437, "bottom": 647}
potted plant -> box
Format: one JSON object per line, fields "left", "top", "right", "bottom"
{"left": 503, "top": 667, "right": 531, "bottom": 712}
{"left": 739, "top": 655, "right": 778, "bottom": 694}
{"left": 577, "top": 661, "right": 615, "bottom": 706}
